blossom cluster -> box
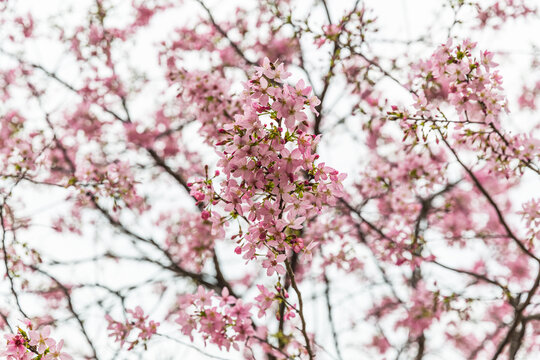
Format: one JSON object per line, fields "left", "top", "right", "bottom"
{"left": 475, "top": 0, "right": 536, "bottom": 29}
{"left": 1, "top": 323, "right": 71, "bottom": 360}
{"left": 390, "top": 40, "right": 539, "bottom": 176}
{"left": 189, "top": 58, "right": 346, "bottom": 277}
{"left": 174, "top": 70, "right": 238, "bottom": 144}
{"left": 409, "top": 39, "right": 506, "bottom": 125}
{"left": 158, "top": 210, "right": 218, "bottom": 273}
{"left": 105, "top": 307, "right": 159, "bottom": 350}
{"left": 519, "top": 198, "right": 540, "bottom": 244}
{"left": 175, "top": 286, "right": 254, "bottom": 351}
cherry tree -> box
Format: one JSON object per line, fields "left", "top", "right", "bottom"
{"left": 0, "top": 0, "right": 539, "bottom": 359}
